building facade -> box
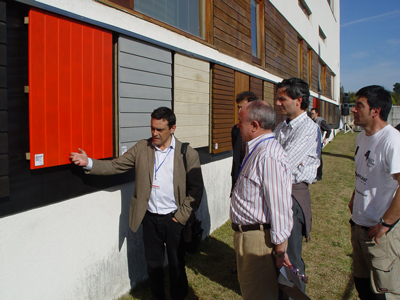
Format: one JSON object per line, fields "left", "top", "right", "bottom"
{"left": 0, "top": 0, "right": 340, "bottom": 299}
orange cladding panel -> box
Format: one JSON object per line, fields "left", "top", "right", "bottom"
{"left": 29, "top": 8, "right": 113, "bottom": 169}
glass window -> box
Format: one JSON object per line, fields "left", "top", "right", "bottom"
{"left": 251, "top": 0, "right": 260, "bottom": 58}
{"left": 134, "top": 0, "right": 204, "bottom": 38}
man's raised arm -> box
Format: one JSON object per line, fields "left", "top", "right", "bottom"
{"left": 69, "top": 148, "right": 89, "bottom": 167}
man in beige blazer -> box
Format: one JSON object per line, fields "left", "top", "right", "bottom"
{"left": 70, "top": 107, "right": 204, "bottom": 300}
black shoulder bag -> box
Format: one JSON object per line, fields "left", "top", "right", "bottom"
{"left": 181, "top": 142, "right": 203, "bottom": 253}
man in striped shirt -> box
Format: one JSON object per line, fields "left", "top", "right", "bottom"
{"left": 230, "top": 100, "right": 293, "bottom": 300}
{"left": 274, "top": 78, "right": 321, "bottom": 296}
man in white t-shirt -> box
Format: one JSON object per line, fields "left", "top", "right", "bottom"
{"left": 349, "top": 85, "right": 400, "bottom": 300}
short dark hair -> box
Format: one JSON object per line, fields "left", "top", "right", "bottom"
{"left": 245, "top": 100, "right": 275, "bottom": 130}
{"left": 276, "top": 78, "right": 310, "bottom": 110}
{"left": 355, "top": 85, "right": 392, "bottom": 121}
{"left": 311, "top": 108, "right": 319, "bottom": 114}
{"left": 151, "top": 107, "right": 176, "bottom": 128}
{"left": 236, "top": 91, "right": 258, "bottom": 104}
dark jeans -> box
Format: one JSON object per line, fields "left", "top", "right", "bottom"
{"left": 316, "top": 155, "right": 323, "bottom": 180}
{"left": 142, "top": 211, "right": 188, "bottom": 300}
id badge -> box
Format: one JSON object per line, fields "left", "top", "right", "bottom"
{"left": 152, "top": 178, "right": 161, "bottom": 189}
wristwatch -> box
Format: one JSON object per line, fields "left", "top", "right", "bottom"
{"left": 273, "top": 250, "right": 286, "bottom": 258}
{"left": 379, "top": 217, "right": 393, "bottom": 228}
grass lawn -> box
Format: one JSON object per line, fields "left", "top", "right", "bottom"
{"left": 119, "top": 131, "right": 359, "bottom": 300}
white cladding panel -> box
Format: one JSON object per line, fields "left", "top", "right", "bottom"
{"left": 174, "top": 53, "right": 210, "bottom": 148}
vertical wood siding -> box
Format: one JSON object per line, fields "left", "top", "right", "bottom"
{"left": 29, "top": 8, "right": 113, "bottom": 169}
{"left": 264, "top": 1, "right": 298, "bottom": 79}
{"left": 212, "top": 64, "right": 235, "bottom": 153}
{"left": 117, "top": 36, "right": 172, "bottom": 154}
{"left": 213, "top": 0, "right": 252, "bottom": 63}
{"left": 173, "top": 53, "right": 210, "bottom": 148}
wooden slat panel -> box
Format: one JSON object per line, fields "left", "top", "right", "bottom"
{"left": 263, "top": 1, "right": 298, "bottom": 79}
{"left": 250, "top": 77, "right": 263, "bottom": 100}
{"left": 118, "top": 35, "right": 172, "bottom": 155}
{"left": 174, "top": 53, "right": 209, "bottom": 147}
{"left": 213, "top": 0, "right": 252, "bottom": 63}
{"left": 29, "top": 8, "right": 113, "bottom": 169}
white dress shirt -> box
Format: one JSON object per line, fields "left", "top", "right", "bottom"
{"left": 274, "top": 112, "right": 321, "bottom": 184}
{"left": 147, "top": 135, "right": 178, "bottom": 214}
{"left": 230, "top": 133, "right": 293, "bottom": 244}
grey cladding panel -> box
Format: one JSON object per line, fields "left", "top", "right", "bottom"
{"left": 119, "top": 37, "right": 172, "bottom": 64}
{"left": 120, "top": 68, "right": 172, "bottom": 88}
{"left": 120, "top": 127, "right": 150, "bottom": 143}
{"left": 118, "top": 36, "right": 172, "bottom": 156}
{"left": 120, "top": 112, "right": 151, "bottom": 128}
{"left": 120, "top": 99, "right": 172, "bottom": 113}
{"left": 120, "top": 83, "right": 172, "bottom": 101}
{"left": 119, "top": 52, "right": 172, "bottom": 76}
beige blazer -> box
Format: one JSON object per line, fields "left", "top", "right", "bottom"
{"left": 89, "top": 137, "right": 204, "bottom": 233}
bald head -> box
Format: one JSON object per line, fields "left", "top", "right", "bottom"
{"left": 244, "top": 100, "right": 275, "bottom": 130}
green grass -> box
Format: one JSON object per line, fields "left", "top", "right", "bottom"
{"left": 119, "top": 131, "right": 359, "bottom": 300}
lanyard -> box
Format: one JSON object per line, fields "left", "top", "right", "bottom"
{"left": 154, "top": 147, "right": 172, "bottom": 179}
{"left": 236, "top": 136, "right": 274, "bottom": 180}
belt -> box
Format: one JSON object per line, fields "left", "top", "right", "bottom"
{"left": 231, "top": 222, "right": 271, "bottom": 232}
{"left": 349, "top": 219, "right": 370, "bottom": 231}
{"left": 146, "top": 210, "right": 177, "bottom": 216}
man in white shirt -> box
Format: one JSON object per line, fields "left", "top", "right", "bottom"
{"left": 70, "top": 107, "right": 204, "bottom": 300}
{"left": 349, "top": 85, "right": 400, "bottom": 300}
{"left": 274, "top": 78, "right": 321, "bottom": 295}
{"left": 231, "top": 100, "right": 293, "bottom": 299}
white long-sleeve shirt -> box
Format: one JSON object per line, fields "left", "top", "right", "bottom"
{"left": 230, "top": 133, "right": 293, "bottom": 245}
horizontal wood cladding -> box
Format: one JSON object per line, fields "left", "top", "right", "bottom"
{"left": 212, "top": 64, "right": 235, "bottom": 153}
{"left": 264, "top": 1, "right": 298, "bottom": 79}
{"left": 118, "top": 36, "right": 172, "bottom": 154}
{"left": 263, "top": 81, "right": 275, "bottom": 107}
{"left": 250, "top": 77, "right": 263, "bottom": 100}
{"left": 174, "top": 53, "right": 210, "bottom": 148}
{"left": 213, "top": 0, "right": 252, "bottom": 63}
{"left": 325, "top": 67, "right": 332, "bottom": 99}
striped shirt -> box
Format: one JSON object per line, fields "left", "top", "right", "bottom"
{"left": 274, "top": 112, "right": 321, "bottom": 184}
{"left": 230, "top": 132, "right": 293, "bottom": 244}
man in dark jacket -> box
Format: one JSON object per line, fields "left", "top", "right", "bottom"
{"left": 311, "top": 108, "right": 331, "bottom": 181}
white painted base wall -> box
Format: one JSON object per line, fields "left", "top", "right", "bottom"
{"left": 0, "top": 158, "right": 232, "bottom": 300}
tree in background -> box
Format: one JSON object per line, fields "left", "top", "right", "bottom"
{"left": 393, "top": 83, "right": 400, "bottom": 105}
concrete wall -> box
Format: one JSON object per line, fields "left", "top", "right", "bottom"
{"left": 388, "top": 106, "right": 400, "bottom": 128}
{"left": 0, "top": 157, "right": 232, "bottom": 300}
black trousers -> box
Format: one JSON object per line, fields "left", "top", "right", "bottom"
{"left": 142, "top": 211, "right": 188, "bottom": 300}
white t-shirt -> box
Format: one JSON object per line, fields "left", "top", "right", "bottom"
{"left": 352, "top": 125, "right": 400, "bottom": 227}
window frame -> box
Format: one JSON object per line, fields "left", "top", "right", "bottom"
{"left": 97, "top": 0, "right": 211, "bottom": 43}
{"left": 251, "top": 0, "right": 264, "bottom": 65}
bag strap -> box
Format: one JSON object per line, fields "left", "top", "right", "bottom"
{"left": 181, "top": 142, "right": 189, "bottom": 172}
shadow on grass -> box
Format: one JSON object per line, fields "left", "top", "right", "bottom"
{"left": 341, "top": 274, "right": 355, "bottom": 300}
{"left": 186, "top": 236, "right": 241, "bottom": 296}
{"left": 127, "top": 235, "right": 240, "bottom": 299}
{"left": 322, "top": 152, "right": 354, "bottom": 161}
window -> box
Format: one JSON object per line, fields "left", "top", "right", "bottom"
{"left": 251, "top": 0, "right": 260, "bottom": 58}
{"left": 298, "top": 0, "right": 311, "bottom": 18}
{"left": 102, "top": 0, "right": 205, "bottom": 39}
{"left": 251, "top": 0, "right": 264, "bottom": 64}
{"left": 319, "top": 26, "right": 326, "bottom": 42}
{"left": 318, "top": 62, "right": 326, "bottom": 95}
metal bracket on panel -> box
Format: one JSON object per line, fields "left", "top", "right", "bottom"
{"left": 24, "top": 17, "right": 29, "bottom": 24}
{"left": 24, "top": 86, "right": 29, "bottom": 93}
{"left": 26, "top": 153, "right": 30, "bottom": 160}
